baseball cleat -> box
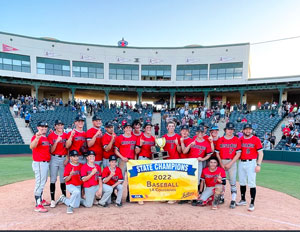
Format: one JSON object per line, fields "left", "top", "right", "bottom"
{"left": 93, "top": 199, "right": 99, "bottom": 205}
{"left": 178, "top": 200, "right": 188, "bottom": 204}
{"left": 219, "top": 196, "right": 225, "bottom": 204}
{"left": 229, "top": 200, "right": 236, "bottom": 209}
{"left": 211, "top": 204, "right": 218, "bottom": 210}
{"left": 138, "top": 201, "right": 144, "bottom": 205}
{"left": 50, "top": 200, "right": 56, "bottom": 208}
{"left": 191, "top": 200, "right": 198, "bottom": 206}
{"left": 248, "top": 204, "right": 255, "bottom": 211}
{"left": 115, "top": 203, "right": 123, "bottom": 207}
{"left": 41, "top": 199, "right": 51, "bottom": 206}
{"left": 167, "top": 200, "right": 176, "bottom": 204}
{"left": 67, "top": 206, "right": 73, "bottom": 214}
{"left": 34, "top": 204, "right": 48, "bottom": 213}
{"left": 56, "top": 195, "right": 66, "bottom": 205}
{"left": 236, "top": 200, "right": 247, "bottom": 206}
{"left": 197, "top": 200, "right": 205, "bottom": 206}
{"left": 98, "top": 202, "right": 108, "bottom": 208}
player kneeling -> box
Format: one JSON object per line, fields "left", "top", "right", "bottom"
{"left": 99, "top": 155, "right": 124, "bottom": 207}
{"left": 198, "top": 157, "right": 226, "bottom": 210}
{"left": 56, "top": 150, "right": 82, "bottom": 214}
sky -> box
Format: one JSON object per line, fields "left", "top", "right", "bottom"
{"left": 1, "top": 0, "right": 300, "bottom": 78}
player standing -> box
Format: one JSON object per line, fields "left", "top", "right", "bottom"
{"left": 215, "top": 122, "right": 241, "bottom": 209}
{"left": 236, "top": 123, "right": 263, "bottom": 211}
{"left": 30, "top": 121, "right": 51, "bottom": 213}
{"left": 102, "top": 122, "right": 116, "bottom": 168}
{"left": 48, "top": 119, "right": 68, "bottom": 208}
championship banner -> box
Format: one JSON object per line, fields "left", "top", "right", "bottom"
{"left": 127, "top": 158, "right": 198, "bottom": 201}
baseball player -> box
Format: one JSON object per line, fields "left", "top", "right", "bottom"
{"left": 115, "top": 122, "right": 137, "bottom": 202}
{"left": 100, "top": 155, "right": 124, "bottom": 207}
{"left": 135, "top": 122, "right": 155, "bottom": 205}
{"left": 215, "top": 122, "right": 241, "bottom": 209}
{"left": 132, "top": 119, "right": 142, "bottom": 138}
{"left": 86, "top": 115, "right": 103, "bottom": 166}
{"left": 193, "top": 123, "right": 214, "bottom": 152}
{"left": 162, "top": 121, "right": 181, "bottom": 160}
{"left": 66, "top": 115, "right": 87, "bottom": 164}
{"left": 30, "top": 121, "right": 51, "bottom": 213}
{"left": 209, "top": 125, "right": 220, "bottom": 157}
{"left": 102, "top": 121, "right": 116, "bottom": 168}
{"left": 182, "top": 125, "right": 213, "bottom": 206}
{"left": 80, "top": 150, "right": 103, "bottom": 208}
{"left": 198, "top": 157, "right": 226, "bottom": 210}
{"left": 56, "top": 150, "right": 83, "bottom": 214}
{"left": 179, "top": 125, "right": 192, "bottom": 159}
{"left": 47, "top": 119, "right": 68, "bottom": 208}
{"left": 236, "top": 123, "right": 263, "bottom": 211}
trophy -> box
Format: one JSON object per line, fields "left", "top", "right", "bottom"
{"left": 152, "top": 137, "right": 169, "bottom": 160}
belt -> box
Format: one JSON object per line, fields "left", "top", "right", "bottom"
{"left": 222, "top": 159, "right": 232, "bottom": 160}
{"left": 241, "top": 159, "right": 253, "bottom": 162}
{"left": 42, "top": 161, "right": 50, "bottom": 163}
{"left": 52, "top": 154, "right": 67, "bottom": 158}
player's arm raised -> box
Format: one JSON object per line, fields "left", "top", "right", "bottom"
{"left": 65, "top": 129, "right": 76, "bottom": 149}
{"left": 50, "top": 135, "right": 62, "bottom": 153}
{"left": 104, "top": 134, "right": 115, "bottom": 152}
{"left": 175, "top": 137, "right": 182, "bottom": 153}
{"left": 183, "top": 140, "right": 195, "bottom": 154}
{"left": 82, "top": 167, "right": 97, "bottom": 182}
{"left": 87, "top": 129, "right": 102, "bottom": 148}
{"left": 30, "top": 133, "right": 41, "bottom": 149}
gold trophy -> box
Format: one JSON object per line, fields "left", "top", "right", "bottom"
{"left": 152, "top": 137, "right": 169, "bottom": 160}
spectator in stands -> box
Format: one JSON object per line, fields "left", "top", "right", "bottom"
{"left": 154, "top": 124, "right": 159, "bottom": 137}
{"left": 258, "top": 101, "right": 261, "bottom": 110}
{"left": 285, "top": 136, "right": 291, "bottom": 151}
{"left": 241, "top": 117, "right": 247, "bottom": 123}
{"left": 282, "top": 125, "right": 290, "bottom": 139}
{"left": 270, "top": 134, "right": 276, "bottom": 149}
{"left": 296, "top": 139, "right": 300, "bottom": 151}
{"left": 13, "top": 103, "right": 19, "bottom": 117}
{"left": 25, "top": 111, "right": 31, "bottom": 127}
{"left": 263, "top": 139, "right": 271, "bottom": 150}
{"left": 65, "top": 125, "right": 73, "bottom": 134}
{"left": 220, "top": 107, "right": 225, "bottom": 122}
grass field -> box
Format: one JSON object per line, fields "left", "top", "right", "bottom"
{"left": 0, "top": 157, "right": 300, "bottom": 199}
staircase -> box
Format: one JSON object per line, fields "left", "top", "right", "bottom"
{"left": 217, "top": 119, "right": 226, "bottom": 137}
{"left": 85, "top": 115, "right": 93, "bottom": 130}
{"left": 151, "top": 112, "right": 161, "bottom": 135}
{"left": 273, "top": 117, "right": 288, "bottom": 146}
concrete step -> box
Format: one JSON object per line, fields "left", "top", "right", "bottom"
{"left": 151, "top": 112, "right": 161, "bottom": 135}
{"left": 10, "top": 107, "right": 34, "bottom": 144}
{"left": 273, "top": 117, "right": 288, "bottom": 146}
{"left": 85, "top": 115, "right": 93, "bottom": 130}
{"left": 217, "top": 119, "right": 226, "bottom": 137}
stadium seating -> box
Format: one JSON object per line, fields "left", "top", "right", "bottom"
{"left": 0, "top": 104, "right": 24, "bottom": 144}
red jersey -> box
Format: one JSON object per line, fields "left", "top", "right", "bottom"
{"left": 86, "top": 127, "right": 103, "bottom": 161}
{"left": 180, "top": 136, "right": 193, "bottom": 159}
{"left": 136, "top": 133, "right": 155, "bottom": 159}
{"left": 31, "top": 135, "right": 51, "bottom": 162}
{"left": 187, "top": 138, "right": 213, "bottom": 159}
{"left": 201, "top": 166, "right": 226, "bottom": 187}
{"left": 115, "top": 134, "right": 137, "bottom": 159}
{"left": 211, "top": 137, "right": 219, "bottom": 157}
{"left": 283, "top": 127, "right": 291, "bottom": 136}
{"left": 239, "top": 135, "right": 263, "bottom": 160}
{"left": 102, "top": 132, "right": 116, "bottom": 159}
{"left": 81, "top": 163, "right": 102, "bottom": 188}
{"left": 102, "top": 166, "right": 123, "bottom": 186}
{"left": 163, "top": 133, "right": 181, "bottom": 159}
{"left": 64, "top": 162, "right": 83, "bottom": 186}
{"left": 193, "top": 134, "right": 210, "bottom": 143}
{"left": 215, "top": 136, "right": 241, "bottom": 160}
{"left": 67, "top": 130, "right": 86, "bottom": 156}
{"left": 48, "top": 132, "right": 68, "bottom": 156}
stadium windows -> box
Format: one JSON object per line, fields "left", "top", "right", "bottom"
{"left": 209, "top": 62, "right": 243, "bottom": 80}
{"left": 109, "top": 64, "right": 139, "bottom": 80}
{"left": 141, "top": 65, "right": 171, "bottom": 81}
{"left": 176, "top": 64, "right": 208, "bottom": 81}
{"left": 37, "top": 57, "right": 70, "bottom": 77}
{"left": 0, "top": 52, "right": 31, "bottom": 73}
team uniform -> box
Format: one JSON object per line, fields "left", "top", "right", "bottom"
{"left": 115, "top": 134, "right": 137, "bottom": 176}
{"left": 80, "top": 163, "right": 102, "bottom": 207}
{"left": 215, "top": 136, "right": 241, "bottom": 201}
{"left": 200, "top": 166, "right": 226, "bottom": 202}
{"left": 31, "top": 135, "right": 51, "bottom": 209}
{"left": 101, "top": 166, "right": 124, "bottom": 205}
{"left": 136, "top": 133, "right": 156, "bottom": 160}
{"left": 102, "top": 132, "right": 116, "bottom": 168}
{"left": 239, "top": 135, "right": 263, "bottom": 188}
{"left": 162, "top": 133, "right": 181, "bottom": 160}
{"left": 211, "top": 137, "right": 219, "bottom": 157}
{"left": 86, "top": 127, "right": 103, "bottom": 166}
{"left": 180, "top": 136, "right": 193, "bottom": 159}
{"left": 61, "top": 162, "right": 83, "bottom": 208}
{"left": 186, "top": 138, "right": 213, "bottom": 183}
{"left": 67, "top": 130, "right": 87, "bottom": 164}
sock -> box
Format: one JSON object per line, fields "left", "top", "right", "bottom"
{"left": 60, "top": 183, "right": 66, "bottom": 196}
{"left": 35, "top": 195, "right": 41, "bottom": 206}
{"left": 250, "top": 187, "right": 256, "bottom": 204}
{"left": 50, "top": 183, "right": 56, "bottom": 201}
{"left": 240, "top": 185, "right": 246, "bottom": 201}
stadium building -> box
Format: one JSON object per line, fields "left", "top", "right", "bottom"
{"left": 1, "top": 31, "right": 300, "bottom": 109}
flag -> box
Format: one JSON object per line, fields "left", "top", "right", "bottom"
{"left": 2, "top": 44, "right": 18, "bottom": 52}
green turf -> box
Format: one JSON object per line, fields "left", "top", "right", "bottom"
{"left": 256, "top": 162, "right": 300, "bottom": 199}
{"left": 0, "top": 156, "right": 33, "bottom": 186}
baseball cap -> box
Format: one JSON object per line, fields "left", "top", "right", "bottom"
{"left": 181, "top": 125, "right": 189, "bottom": 130}
{"left": 92, "top": 115, "right": 102, "bottom": 121}
{"left": 86, "top": 150, "right": 96, "bottom": 157}
{"left": 200, "top": 122, "right": 209, "bottom": 128}
{"left": 123, "top": 122, "right": 132, "bottom": 129}
{"left": 105, "top": 121, "right": 114, "bottom": 128}
{"left": 243, "top": 123, "right": 252, "bottom": 130}
{"left": 109, "top": 155, "right": 118, "bottom": 162}
{"left": 54, "top": 119, "right": 64, "bottom": 125}
{"left": 225, "top": 122, "right": 235, "bottom": 130}
{"left": 197, "top": 126, "right": 205, "bottom": 132}
{"left": 75, "top": 115, "right": 85, "bottom": 121}
{"left": 37, "top": 121, "right": 48, "bottom": 127}
{"left": 69, "top": 150, "right": 79, "bottom": 157}
{"left": 143, "top": 122, "right": 153, "bottom": 128}
{"left": 210, "top": 125, "right": 219, "bottom": 131}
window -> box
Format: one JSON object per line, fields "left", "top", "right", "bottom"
{"left": 37, "top": 57, "right": 70, "bottom": 76}
{"left": 209, "top": 62, "right": 243, "bottom": 80}
{"left": 141, "top": 65, "right": 171, "bottom": 81}
{"left": 176, "top": 64, "right": 208, "bottom": 81}
{"left": 0, "top": 52, "right": 30, "bottom": 73}
{"left": 109, "top": 64, "right": 139, "bottom": 80}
